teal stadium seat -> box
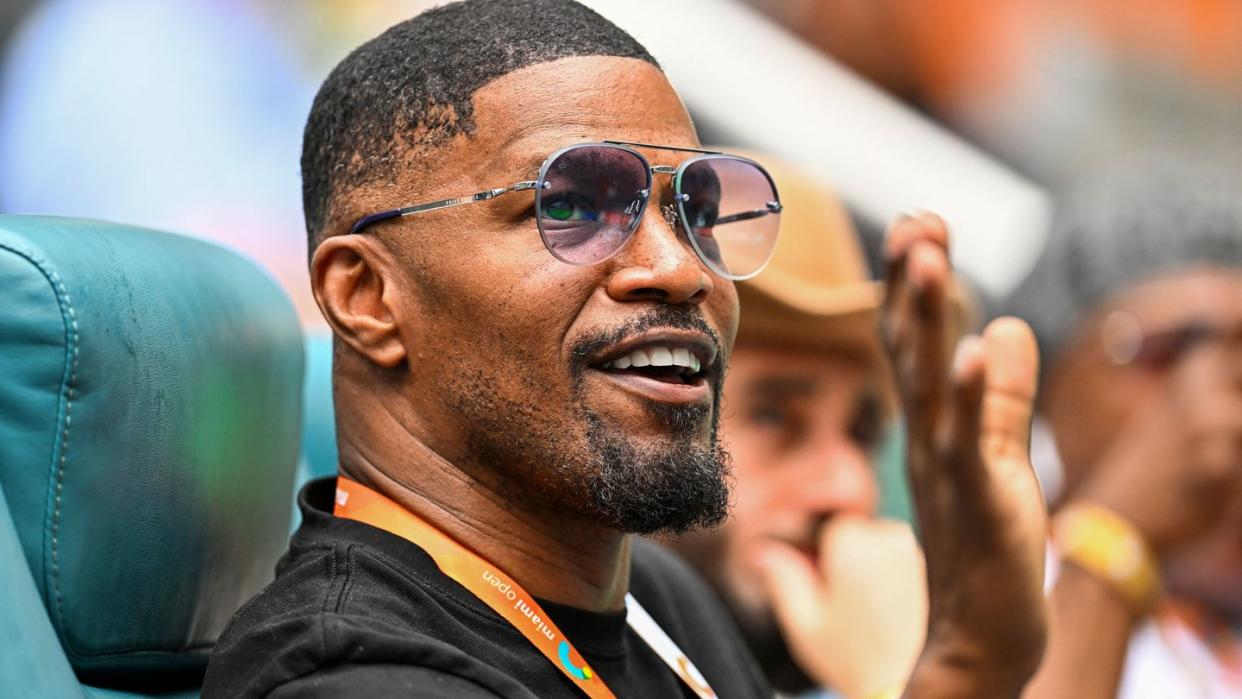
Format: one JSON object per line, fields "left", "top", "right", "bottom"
{"left": 0, "top": 216, "right": 304, "bottom": 697}
{"left": 299, "top": 333, "right": 338, "bottom": 483}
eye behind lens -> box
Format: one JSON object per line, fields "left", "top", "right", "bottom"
{"left": 535, "top": 144, "right": 653, "bottom": 266}
{"left": 677, "top": 156, "right": 781, "bottom": 280}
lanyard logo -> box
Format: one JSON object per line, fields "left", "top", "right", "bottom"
{"left": 558, "top": 640, "right": 595, "bottom": 681}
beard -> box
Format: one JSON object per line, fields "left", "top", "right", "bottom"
{"left": 446, "top": 308, "right": 732, "bottom": 535}
{"left": 579, "top": 406, "right": 732, "bottom": 534}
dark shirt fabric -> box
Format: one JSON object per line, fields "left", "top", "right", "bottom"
{"left": 204, "top": 478, "right": 771, "bottom": 698}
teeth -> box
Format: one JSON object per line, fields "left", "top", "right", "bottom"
{"left": 672, "top": 348, "right": 691, "bottom": 368}
{"left": 649, "top": 347, "right": 674, "bottom": 366}
{"left": 603, "top": 346, "right": 704, "bottom": 373}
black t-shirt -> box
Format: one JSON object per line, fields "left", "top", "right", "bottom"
{"left": 203, "top": 478, "right": 771, "bottom": 698}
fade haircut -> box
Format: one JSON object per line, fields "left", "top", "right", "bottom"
{"left": 301, "top": 0, "right": 660, "bottom": 249}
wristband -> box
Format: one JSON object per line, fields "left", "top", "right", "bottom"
{"left": 1053, "top": 503, "right": 1162, "bottom": 614}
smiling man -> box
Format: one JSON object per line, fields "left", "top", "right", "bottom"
{"left": 204, "top": 1, "right": 1049, "bottom": 697}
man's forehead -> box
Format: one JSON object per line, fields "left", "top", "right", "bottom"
{"left": 467, "top": 57, "right": 698, "bottom": 174}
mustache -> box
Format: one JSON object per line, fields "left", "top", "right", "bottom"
{"left": 569, "top": 306, "right": 724, "bottom": 372}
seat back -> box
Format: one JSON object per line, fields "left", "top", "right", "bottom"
{"left": 0, "top": 216, "right": 303, "bottom": 695}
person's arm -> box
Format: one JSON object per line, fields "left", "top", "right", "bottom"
{"left": 1025, "top": 343, "right": 1242, "bottom": 699}
{"left": 1022, "top": 566, "right": 1138, "bottom": 699}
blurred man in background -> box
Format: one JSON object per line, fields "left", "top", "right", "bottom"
{"left": 1010, "top": 159, "right": 1242, "bottom": 698}
{"left": 663, "top": 157, "right": 928, "bottom": 699}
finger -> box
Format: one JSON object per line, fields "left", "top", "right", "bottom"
{"left": 752, "top": 541, "right": 828, "bottom": 632}
{"left": 816, "top": 514, "right": 871, "bottom": 584}
{"left": 979, "top": 317, "right": 1040, "bottom": 464}
{"left": 902, "top": 240, "right": 954, "bottom": 446}
{"left": 884, "top": 211, "right": 950, "bottom": 263}
{"left": 882, "top": 215, "right": 921, "bottom": 329}
{"left": 948, "top": 335, "right": 988, "bottom": 488}
{"left": 820, "top": 517, "right": 924, "bottom": 574}
{"left": 882, "top": 214, "right": 950, "bottom": 327}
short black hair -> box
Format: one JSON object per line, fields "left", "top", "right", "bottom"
{"left": 301, "top": 0, "right": 660, "bottom": 247}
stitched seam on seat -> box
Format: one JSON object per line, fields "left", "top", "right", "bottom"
{"left": 0, "top": 240, "right": 78, "bottom": 644}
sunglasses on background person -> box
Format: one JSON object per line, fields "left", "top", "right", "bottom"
{"left": 349, "top": 141, "right": 783, "bottom": 281}
{"left": 1102, "top": 311, "right": 1242, "bottom": 371}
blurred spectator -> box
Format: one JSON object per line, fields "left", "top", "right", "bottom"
{"left": 661, "top": 155, "right": 927, "bottom": 699}
{"left": 1009, "top": 156, "right": 1242, "bottom": 698}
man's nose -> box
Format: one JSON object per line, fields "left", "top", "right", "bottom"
{"left": 795, "top": 442, "right": 878, "bottom": 517}
{"left": 604, "top": 200, "right": 712, "bottom": 305}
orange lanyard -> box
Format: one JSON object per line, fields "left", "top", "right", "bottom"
{"left": 333, "top": 477, "right": 716, "bottom": 699}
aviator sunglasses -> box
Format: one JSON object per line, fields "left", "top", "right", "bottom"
{"left": 349, "top": 141, "right": 783, "bottom": 281}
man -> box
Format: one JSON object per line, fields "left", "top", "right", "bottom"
{"left": 205, "top": 1, "right": 1048, "bottom": 696}
{"left": 663, "top": 157, "right": 928, "bottom": 699}
{"left": 1008, "top": 161, "right": 1242, "bottom": 698}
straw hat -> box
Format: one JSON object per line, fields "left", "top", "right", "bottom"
{"left": 730, "top": 151, "right": 883, "bottom": 361}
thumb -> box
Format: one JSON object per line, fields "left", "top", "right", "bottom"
{"left": 752, "top": 540, "right": 828, "bottom": 633}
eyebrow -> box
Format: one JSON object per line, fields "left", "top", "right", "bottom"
{"left": 515, "top": 151, "right": 546, "bottom": 178}
{"left": 746, "top": 376, "right": 820, "bottom": 400}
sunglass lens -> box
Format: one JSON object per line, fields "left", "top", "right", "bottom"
{"left": 536, "top": 146, "right": 650, "bottom": 265}
{"left": 678, "top": 157, "right": 781, "bottom": 280}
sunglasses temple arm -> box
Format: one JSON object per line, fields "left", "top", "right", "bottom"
{"left": 715, "top": 202, "right": 783, "bottom": 225}
{"left": 350, "top": 180, "right": 540, "bottom": 234}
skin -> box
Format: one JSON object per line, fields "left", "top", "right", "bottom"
{"left": 1025, "top": 268, "right": 1242, "bottom": 699}
{"left": 311, "top": 55, "right": 1047, "bottom": 696}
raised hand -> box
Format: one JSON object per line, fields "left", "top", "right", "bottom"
{"left": 882, "top": 214, "right": 1047, "bottom": 698}
{"left": 754, "top": 516, "right": 928, "bottom": 699}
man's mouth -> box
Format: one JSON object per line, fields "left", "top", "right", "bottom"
{"left": 586, "top": 331, "right": 718, "bottom": 404}
{"left": 600, "top": 345, "right": 707, "bottom": 385}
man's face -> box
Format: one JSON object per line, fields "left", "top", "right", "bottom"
{"left": 354, "top": 57, "right": 738, "bottom": 534}
{"left": 1048, "top": 268, "right": 1242, "bottom": 616}
{"left": 667, "top": 341, "right": 884, "bottom": 687}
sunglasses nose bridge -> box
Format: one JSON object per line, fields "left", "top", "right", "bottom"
{"left": 644, "top": 164, "right": 689, "bottom": 208}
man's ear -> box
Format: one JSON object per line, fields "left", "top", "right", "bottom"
{"left": 311, "top": 235, "right": 408, "bottom": 368}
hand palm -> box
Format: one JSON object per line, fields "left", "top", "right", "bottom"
{"left": 882, "top": 214, "right": 1047, "bottom": 688}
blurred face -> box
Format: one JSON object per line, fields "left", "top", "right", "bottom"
{"left": 1047, "top": 267, "right": 1242, "bottom": 614}
{"left": 667, "top": 340, "right": 884, "bottom": 685}
{"left": 344, "top": 57, "right": 739, "bottom": 534}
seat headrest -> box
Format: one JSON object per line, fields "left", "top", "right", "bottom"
{"left": 301, "top": 333, "right": 339, "bottom": 481}
{"left": 0, "top": 216, "right": 303, "bottom": 680}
